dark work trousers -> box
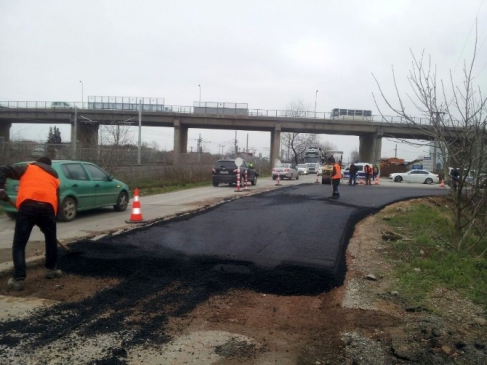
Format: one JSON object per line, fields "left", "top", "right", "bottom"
{"left": 349, "top": 173, "right": 357, "bottom": 185}
{"left": 12, "top": 201, "right": 57, "bottom": 280}
{"left": 332, "top": 178, "right": 340, "bottom": 198}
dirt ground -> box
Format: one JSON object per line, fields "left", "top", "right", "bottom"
{"left": 0, "top": 198, "right": 486, "bottom": 364}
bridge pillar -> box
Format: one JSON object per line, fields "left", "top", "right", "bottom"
{"left": 173, "top": 120, "right": 188, "bottom": 166}
{"left": 359, "top": 132, "right": 382, "bottom": 163}
{"left": 270, "top": 124, "right": 281, "bottom": 166}
{"left": 73, "top": 122, "right": 99, "bottom": 147}
{"left": 0, "top": 121, "right": 11, "bottom": 142}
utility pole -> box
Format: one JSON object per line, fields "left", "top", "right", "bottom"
{"left": 431, "top": 111, "right": 443, "bottom": 172}
{"left": 314, "top": 89, "right": 318, "bottom": 118}
{"left": 73, "top": 106, "right": 77, "bottom": 159}
{"left": 137, "top": 99, "right": 142, "bottom": 165}
{"left": 394, "top": 144, "right": 397, "bottom": 159}
{"left": 246, "top": 133, "right": 249, "bottom": 154}
{"left": 197, "top": 133, "right": 202, "bottom": 153}
{"left": 234, "top": 131, "right": 238, "bottom": 158}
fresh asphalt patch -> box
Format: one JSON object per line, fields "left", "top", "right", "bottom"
{"left": 0, "top": 183, "right": 447, "bottom": 364}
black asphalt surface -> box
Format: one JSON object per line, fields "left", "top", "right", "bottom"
{"left": 66, "top": 182, "right": 448, "bottom": 292}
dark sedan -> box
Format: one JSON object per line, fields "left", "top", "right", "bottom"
{"left": 212, "top": 159, "right": 258, "bottom": 187}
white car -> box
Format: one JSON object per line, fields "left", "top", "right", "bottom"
{"left": 389, "top": 170, "right": 439, "bottom": 184}
{"left": 272, "top": 163, "right": 299, "bottom": 180}
{"left": 297, "top": 164, "right": 309, "bottom": 175}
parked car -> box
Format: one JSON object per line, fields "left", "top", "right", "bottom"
{"left": 211, "top": 159, "right": 258, "bottom": 187}
{"left": 272, "top": 163, "right": 299, "bottom": 180}
{"left": 389, "top": 169, "right": 439, "bottom": 184}
{"left": 297, "top": 164, "right": 309, "bottom": 175}
{"left": 0, "top": 160, "right": 130, "bottom": 222}
{"left": 31, "top": 144, "right": 46, "bottom": 157}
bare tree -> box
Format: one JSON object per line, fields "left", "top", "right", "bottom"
{"left": 281, "top": 100, "right": 321, "bottom": 164}
{"left": 99, "top": 123, "right": 135, "bottom": 146}
{"left": 373, "top": 29, "right": 487, "bottom": 251}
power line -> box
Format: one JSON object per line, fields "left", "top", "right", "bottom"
{"left": 453, "top": 0, "right": 485, "bottom": 74}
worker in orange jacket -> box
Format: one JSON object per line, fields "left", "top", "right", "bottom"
{"left": 330, "top": 162, "right": 342, "bottom": 199}
{"left": 0, "top": 157, "right": 62, "bottom": 291}
{"left": 364, "top": 164, "right": 373, "bottom": 185}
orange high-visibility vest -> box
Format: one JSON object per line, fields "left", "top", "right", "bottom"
{"left": 332, "top": 164, "right": 341, "bottom": 179}
{"left": 16, "top": 165, "right": 60, "bottom": 214}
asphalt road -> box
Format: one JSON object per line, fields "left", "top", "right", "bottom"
{"left": 0, "top": 175, "right": 448, "bottom": 274}
{"left": 88, "top": 178, "right": 447, "bottom": 286}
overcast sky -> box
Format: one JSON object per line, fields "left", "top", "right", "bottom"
{"left": 1, "top": 0, "right": 486, "bottom": 162}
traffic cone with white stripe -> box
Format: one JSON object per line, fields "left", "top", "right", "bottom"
{"left": 125, "top": 188, "right": 147, "bottom": 223}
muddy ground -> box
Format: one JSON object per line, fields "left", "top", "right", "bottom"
{"left": 0, "top": 197, "right": 486, "bottom": 364}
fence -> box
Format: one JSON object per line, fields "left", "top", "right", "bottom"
{"left": 0, "top": 142, "right": 271, "bottom": 187}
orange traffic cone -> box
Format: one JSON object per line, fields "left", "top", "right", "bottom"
{"left": 359, "top": 177, "right": 364, "bottom": 185}
{"left": 125, "top": 188, "right": 147, "bottom": 223}
{"left": 375, "top": 176, "right": 380, "bottom": 185}
{"left": 440, "top": 179, "right": 445, "bottom": 188}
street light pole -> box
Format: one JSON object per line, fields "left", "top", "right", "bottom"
{"left": 79, "top": 80, "right": 83, "bottom": 108}
{"left": 314, "top": 89, "right": 318, "bottom": 118}
{"left": 198, "top": 84, "right": 201, "bottom": 106}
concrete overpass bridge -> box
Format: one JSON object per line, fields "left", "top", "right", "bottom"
{"left": 0, "top": 100, "right": 437, "bottom": 165}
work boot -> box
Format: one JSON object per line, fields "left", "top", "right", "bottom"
{"left": 45, "top": 269, "right": 63, "bottom": 279}
{"left": 7, "top": 278, "right": 24, "bottom": 291}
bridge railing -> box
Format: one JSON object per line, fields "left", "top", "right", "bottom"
{"left": 0, "top": 100, "right": 437, "bottom": 125}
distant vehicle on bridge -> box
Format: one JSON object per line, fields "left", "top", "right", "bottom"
{"left": 87, "top": 101, "right": 170, "bottom": 112}
{"left": 86, "top": 96, "right": 169, "bottom": 112}
{"left": 330, "top": 108, "right": 372, "bottom": 121}
{"left": 51, "top": 101, "right": 72, "bottom": 108}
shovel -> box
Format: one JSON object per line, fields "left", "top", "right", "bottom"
{"left": 4, "top": 196, "right": 81, "bottom": 255}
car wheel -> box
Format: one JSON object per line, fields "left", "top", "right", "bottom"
{"left": 114, "top": 191, "right": 129, "bottom": 211}
{"left": 212, "top": 181, "right": 219, "bottom": 187}
{"left": 6, "top": 212, "right": 17, "bottom": 220}
{"left": 251, "top": 175, "right": 257, "bottom": 186}
{"left": 296, "top": 174, "right": 299, "bottom": 180}
{"left": 272, "top": 175, "right": 277, "bottom": 180}
{"left": 394, "top": 176, "right": 403, "bottom": 182}
{"left": 58, "top": 197, "right": 77, "bottom": 222}
{"left": 425, "top": 178, "right": 433, "bottom": 184}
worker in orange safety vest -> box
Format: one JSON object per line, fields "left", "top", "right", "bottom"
{"left": 330, "top": 162, "right": 342, "bottom": 199}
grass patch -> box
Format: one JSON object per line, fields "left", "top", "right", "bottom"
{"left": 137, "top": 181, "right": 210, "bottom": 196}
{"left": 378, "top": 197, "right": 487, "bottom": 311}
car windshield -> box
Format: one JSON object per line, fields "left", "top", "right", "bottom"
{"left": 297, "top": 165, "right": 306, "bottom": 168}
{"left": 276, "top": 164, "right": 291, "bottom": 168}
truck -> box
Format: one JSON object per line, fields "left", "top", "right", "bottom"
{"left": 303, "top": 147, "right": 324, "bottom": 174}
{"left": 321, "top": 150, "right": 343, "bottom": 184}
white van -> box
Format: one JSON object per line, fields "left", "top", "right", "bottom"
{"left": 342, "top": 162, "right": 375, "bottom": 180}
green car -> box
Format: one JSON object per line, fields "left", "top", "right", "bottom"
{"left": 1, "top": 160, "right": 130, "bottom": 222}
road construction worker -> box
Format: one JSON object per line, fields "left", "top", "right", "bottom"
{"left": 349, "top": 163, "right": 358, "bottom": 185}
{"left": 248, "top": 161, "right": 254, "bottom": 169}
{"left": 364, "top": 164, "right": 372, "bottom": 185}
{"left": 0, "top": 157, "right": 62, "bottom": 291}
{"left": 330, "top": 161, "right": 341, "bottom": 199}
